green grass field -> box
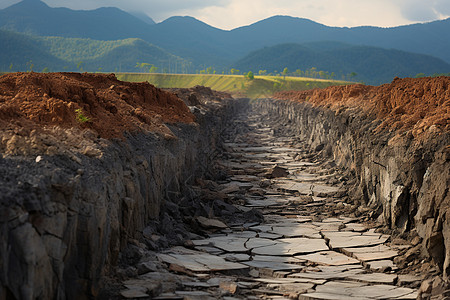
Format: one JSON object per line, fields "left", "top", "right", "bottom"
{"left": 116, "top": 73, "right": 350, "bottom": 98}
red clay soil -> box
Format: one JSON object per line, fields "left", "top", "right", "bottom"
{"left": 274, "top": 77, "right": 450, "bottom": 138}
{"left": 0, "top": 72, "right": 195, "bottom": 139}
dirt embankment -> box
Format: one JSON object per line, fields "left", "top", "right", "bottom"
{"left": 0, "top": 72, "right": 195, "bottom": 140}
{"left": 0, "top": 72, "right": 236, "bottom": 300}
{"left": 255, "top": 76, "right": 450, "bottom": 281}
{"left": 274, "top": 76, "right": 450, "bottom": 139}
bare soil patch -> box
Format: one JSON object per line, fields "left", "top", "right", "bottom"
{"left": 0, "top": 72, "right": 195, "bottom": 139}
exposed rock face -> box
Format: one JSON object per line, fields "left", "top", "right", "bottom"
{"left": 0, "top": 73, "right": 238, "bottom": 299}
{"left": 252, "top": 77, "right": 449, "bottom": 277}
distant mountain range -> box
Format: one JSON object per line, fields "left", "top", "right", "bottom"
{"left": 1, "top": 0, "right": 450, "bottom": 84}
{"left": 0, "top": 30, "right": 188, "bottom": 73}
{"left": 234, "top": 42, "right": 450, "bottom": 85}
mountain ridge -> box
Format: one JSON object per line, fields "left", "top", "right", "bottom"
{"left": 233, "top": 42, "right": 450, "bottom": 85}
{"left": 1, "top": 0, "right": 449, "bottom": 83}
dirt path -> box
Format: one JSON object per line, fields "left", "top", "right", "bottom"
{"left": 118, "top": 109, "right": 420, "bottom": 299}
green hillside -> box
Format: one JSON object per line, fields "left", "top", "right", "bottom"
{"left": 0, "top": 29, "right": 68, "bottom": 71}
{"left": 0, "top": 30, "right": 189, "bottom": 72}
{"left": 233, "top": 42, "right": 450, "bottom": 85}
{"left": 116, "top": 73, "right": 348, "bottom": 98}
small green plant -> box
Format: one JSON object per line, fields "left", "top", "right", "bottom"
{"left": 75, "top": 108, "right": 90, "bottom": 123}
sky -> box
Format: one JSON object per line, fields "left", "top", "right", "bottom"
{"left": 1, "top": 0, "right": 450, "bottom": 30}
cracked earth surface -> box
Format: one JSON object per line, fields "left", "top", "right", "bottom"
{"left": 119, "top": 110, "right": 421, "bottom": 300}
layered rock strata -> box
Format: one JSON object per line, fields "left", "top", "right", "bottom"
{"left": 0, "top": 73, "right": 238, "bottom": 299}
{"left": 252, "top": 77, "right": 449, "bottom": 277}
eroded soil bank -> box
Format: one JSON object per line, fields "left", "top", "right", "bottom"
{"left": 0, "top": 72, "right": 238, "bottom": 299}
{"left": 253, "top": 77, "right": 449, "bottom": 279}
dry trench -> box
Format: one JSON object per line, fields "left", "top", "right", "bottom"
{"left": 118, "top": 105, "right": 421, "bottom": 300}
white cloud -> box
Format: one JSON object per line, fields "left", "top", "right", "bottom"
{"left": 186, "top": 0, "right": 414, "bottom": 29}
{"left": 394, "top": 0, "right": 450, "bottom": 22}
{"left": 1, "top": 0, "right": 448, "bottom": 29}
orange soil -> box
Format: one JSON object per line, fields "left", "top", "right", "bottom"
{"left": 0, "top": 72, "right": 195, "bottom": 139}
{"left": 274, "top": 77, "right": 450, "bottom": 137}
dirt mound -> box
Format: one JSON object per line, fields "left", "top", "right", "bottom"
{"left": 165, "top": 85, "right": 232, "bottom": 106}
{"left": 0, "top": 72, "right": 195, "bottom": 139}
{"left": 274, "top": 77, "right": 450, "bottom": 138}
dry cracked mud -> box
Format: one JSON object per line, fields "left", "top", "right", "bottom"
{"left": 116, "top": 110, "right": 424, "bottom": 300}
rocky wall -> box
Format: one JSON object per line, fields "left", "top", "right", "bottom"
{"left": 0, "top": 98, "right": 244, "bottom": 300}
{"left": 251, "top": 99, "right": 450, "bottom": 276}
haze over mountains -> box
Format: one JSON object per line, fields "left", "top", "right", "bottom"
{"left": 1, "top": 0, "right": 450, "bottom": 84}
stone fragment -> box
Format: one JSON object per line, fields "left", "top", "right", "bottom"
{"left": 258, "top": 232, "right": 283, "bottom": 239}
{"left": 296, "top": 251, "right": 360, "bottom": 266}
{"left": 267, "top": 282, "right": 314, "bottom": 294}
{"left": 219, "top": 281, "right": 239, "bottom": 294}
{"left": 158, "top": 248, "right": 248, "bottom": 272}
{"left": 397, "top": 274, "right": 423, "bottom": 286}
{"left": 245, "top": 237, "right": 278, "bottom": 249}
{"left": 266, "top": 166, "right": 289, "bottom": 178}
{"left": 197, "top": 216, "right": 228, "bottom": 229}
{"left": 242, "top": 260, "right": 303, "bottom": 271}
{"left": 365, "top": 260, "right": 396, "bottom": 271}
{"left": 221, "top": 253, "right": 251, "bottom": 262}
{"left": 269, "top": 225, "right": 321, "bottom": 239}
{"left": 342, "top": 245, "right": 397, "bottom": 262}
{"left": 252, "top": 238, "right": 329, "bottom": 256}
{"left": 174, "top": 290, "right": 214, "bottom": 300}
{"left": 137, "top": 261, "right": 158, "bottom": 274}
{"left": 323, "top": 231, "right": 389, "bottom": 249}
{"left": 299, "top": 292, "right": 370, "bottom": 300}
{"left": 347, "top": 273, "right": 398, "bottom": 284}
{"left": 344, "top": 223, "right": 367, "bottom": 232}
{"left": 182, "top": 281, "right": 212, "bottom": 288}
{"left": 153, "top": 293, "right": 183, "bottom": 300}
{"left": 120, "top": 289, "right": 149, "bottom": 298}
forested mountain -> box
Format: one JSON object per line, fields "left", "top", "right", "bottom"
{"left": 1, "top": 0, "right": 449, "bottom": 83}
{"left": 0, "top": 30, "right": 188, "bottom": 73}
{"left": 0, "top": 0, "right": 152, "bottom": 40}
{"left": 233, "top": 42, "right": 450, "bottom": 85}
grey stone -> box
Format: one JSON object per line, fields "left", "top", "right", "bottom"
{"left": 120, "top": 289, "right": 149, "bottom": 298}
{"left": 323, "top": 231, "right": 390, "bottom": 249}
{"left": 269, "top": 225, "right": 322, "bottom": 239}
{"left": 252, "top": 238, "right": 329, "bottom": 256}
{"left": 296, "top": 251, "right": 360, "bottom": 266}
{"left": 342, "top": 245, "right": 397, "bottom": 262}
{"left": 365, "top": 260, "right": 396, "bottom": 271}
{"left": 197, "top": 216, "right": 228, "bottom": 229}
{"left": 242, "top": 260, "right": 303, "bottom": 271}
{"left": 347, "top": 273, "right": 398, "bottom": 284}
{"left": 157, "top": 248, "right": 248, "bottom": 272}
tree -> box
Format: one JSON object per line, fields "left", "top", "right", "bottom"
{"left": 149, "top": 66, "right": 158, "bottom": 73}
{"left": 348, "top": 72, "right": 358, "bottom": 80}
{"left": 77, "top": 61, "right": 84, "bottom": 72}
{"left": 27, "top": 60, "right": 34, "bottom": 72}
{"left": 9, "top": 63, "right": 13, "bottom": 72}
{"left": 230, "top": 68, "right": 240, "bottom": 75}
{"left": 42, "top": 67, "right": 49, "bottom": 73}
{"left": 206, "top": 66, "right": 213, "bottom": 74}
{"left": 282, "top": 67, "right": 289, "bottom": 79}
{"left": 246, "top": 71, "right": 254, "bottom": 80}
{"left": 295, "top": 69, "right": 302, "bottom": 77}
{"left": 259, "top": 70, "right": 267, "bottom": 76}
